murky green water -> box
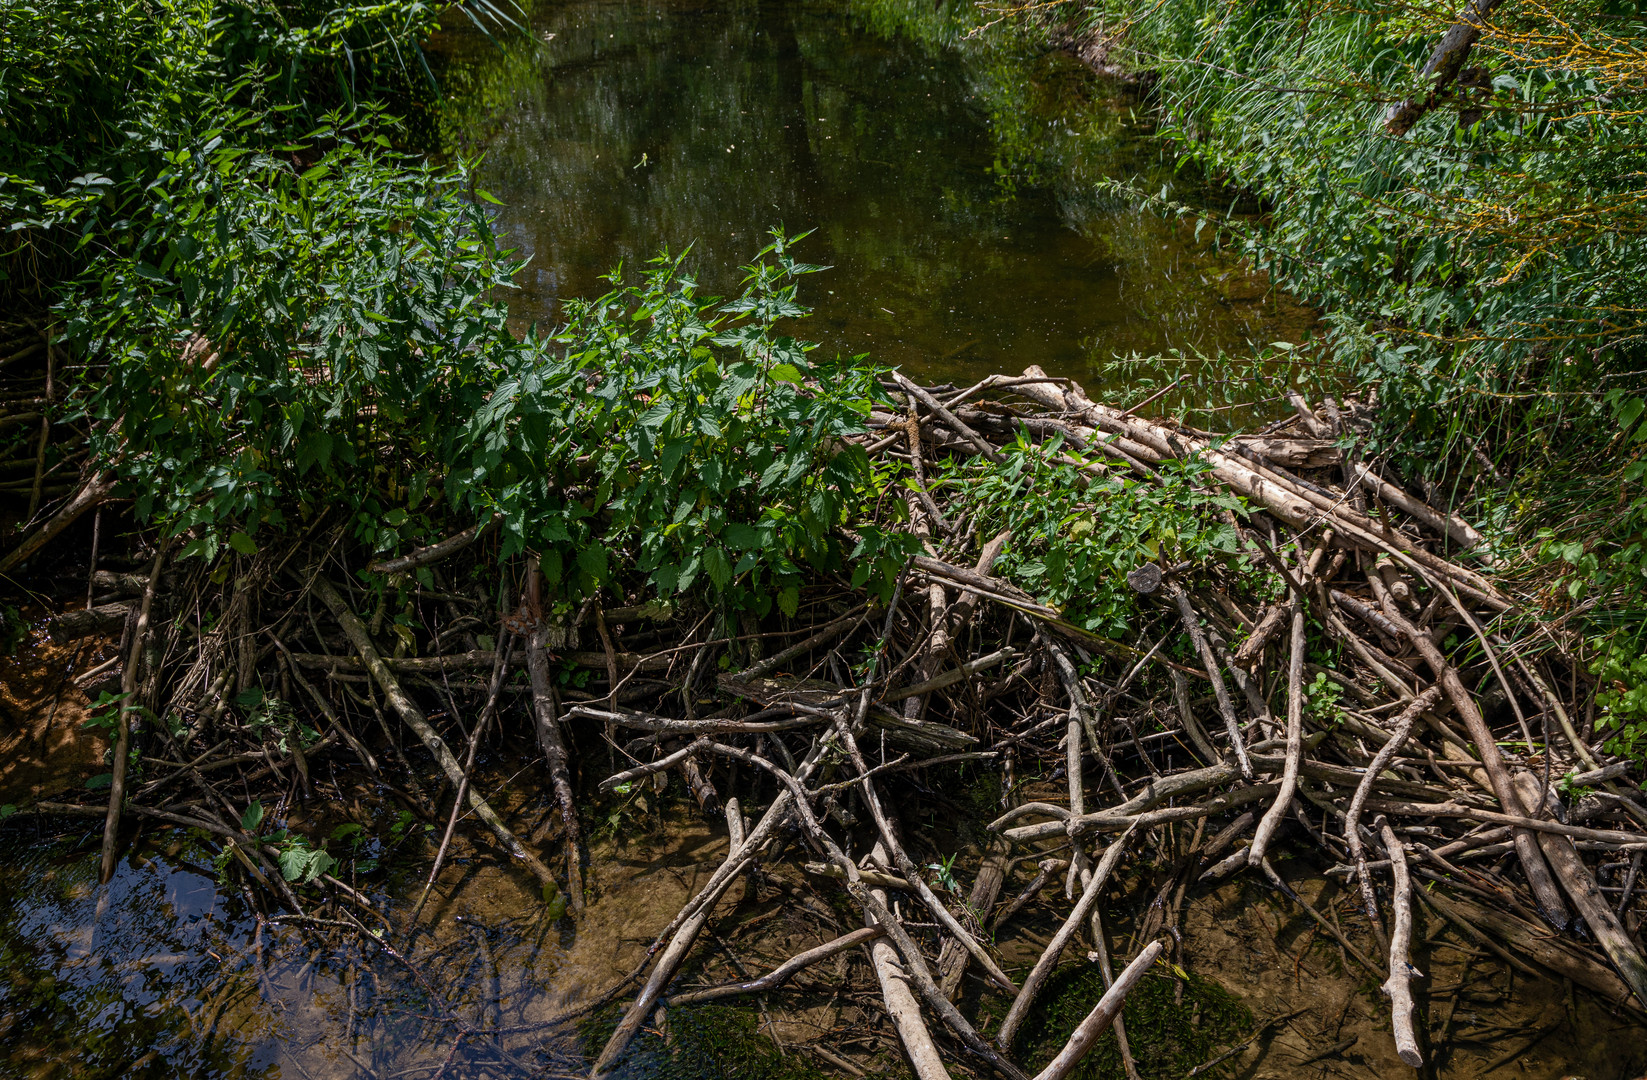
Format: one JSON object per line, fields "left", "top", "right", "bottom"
{"left": 434, "top": 0, "right": 1311, "bottom": 386}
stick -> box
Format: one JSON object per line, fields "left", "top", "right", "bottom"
{"left": 1381, "top": 603, "right": 1572, "bottom": 929}
{"left": 529, "top": 623, "right": 585, "bottom": 910}
{"left": 1167, "top": 585, "right": 1252, "bottom": 779}
{"left": 366, "top": 513, "right": 501, "bottom": 574}
{"left": 1513, "top": 774, "right": 1647, "bottom": 1008}
{"left": 1248, "top": 606, "right": 1306, "bottom": 865}
{"left": 311, "top": 576, "right": 556, "bottom": 889}
{"left": 937, "top": 835, "right": 1011, "bottom": 999}
{"left": 100, "top": 539, "right": 167, "bottom": 883}
{"left": 1029, "top": 941, "right": 1164, "bottom": 1080}
{"left": 1377, "top": 818, "right": 1423, "bottom": 1066}
{"left": 996, "top": 824, "right": 1137, "bottom": 1050}
{"left": 666, "top": 927, "right": 886, "bottom": 1006}
{"left": 1343, "top": 687, "right": 1440, "bottom": 922}
{"left": 893, "top": 371, "right": 1003, "bottom": 463}
{"left": 412, "top": 642, "right": 513, "bottom": 921}
{"left": 867, "top": 839, "right": 952, "bottom": 1080}
{"left": 0, "top": 471, "right": 114, "bottom": 573}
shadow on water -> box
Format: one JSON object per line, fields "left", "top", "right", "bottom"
{"left": 429, "top": 0, "right": 1314, "bottom": 388}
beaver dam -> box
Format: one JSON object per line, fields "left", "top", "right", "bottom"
{"left": 3, "top": 298, "right": 1645, "bottom": 1077}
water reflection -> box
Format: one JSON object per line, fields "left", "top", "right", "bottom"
{"left": 432, "top": 0, "right": 1312, "bottom": 386}
{"left": 0, "top": 826, "right": 577, "bottom": 1079}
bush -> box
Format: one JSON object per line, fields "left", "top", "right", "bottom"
{"left": 946, "top": 433, "right": 1245, "bottom": 637}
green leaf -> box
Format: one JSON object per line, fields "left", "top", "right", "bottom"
{"left": 241, "top": 800, "right": 265, "bottom": 833}
{"left": 227, "top": 531, "right": 258, "bottom": 556}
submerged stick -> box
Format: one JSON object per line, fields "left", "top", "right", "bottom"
{"left": 667, "top": 927, "right": 886, "bottom": 1007}
{"left": 413, "top": 641, "right": 514, "bottom": 922}
{"left": 996, "top": 824, "right": 1137, "bottom": 1050}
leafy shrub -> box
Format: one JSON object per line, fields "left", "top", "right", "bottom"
{"left": 1591, "top": 642, "right": 1647, "bottom": 767}
{"left": 946, "top": 433, "right": 1244, "bottom": 636}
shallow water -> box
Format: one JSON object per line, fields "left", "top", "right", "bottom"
{"left": 434, "top": 0, "right": 1312, "bottom": 387}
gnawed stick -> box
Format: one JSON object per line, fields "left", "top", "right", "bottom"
{"left": 667, "top": 927, "right": 886, "bottom": 1006}
{"left": 312, "top": 576, "right": 556, "bottom": 890}
{"left": 996, "top": 824, "right": 1137, "bottom": 1050}
{"left": 1377, "top": 817, "right": 1423, "bottom": 1067}
{"left": 1248, "top": 606, "right": 1306, "bottom": 865}
{"left": 1344, "top": 687, "right": 1441, "bottom": 925}
{"left": 1030, "top": 941, "right": 1164, "bottom": 1080}
{"left": 100, "top": 539, "right": 167, "bottom": 883}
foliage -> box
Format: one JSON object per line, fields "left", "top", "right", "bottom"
{"left": 237, "top": 798, "right": 335, "bottom": 884}
{"left": 946, "top": 433, "right": 1245, "bottom": 636}
{"left": 8, "top": 0, "right": 914, "bottom": 613}
{"left": 461, "top": 233, "right": 920, "bottom": 609}
{"left": 1591, "top": 642, "right": 1647, "bottom": 767}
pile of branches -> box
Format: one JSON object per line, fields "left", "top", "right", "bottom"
{"left": 7, "top": 359, "right": 1647, "bottom": 1078}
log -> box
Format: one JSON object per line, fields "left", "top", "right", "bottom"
{"left": 937, "top": 835, "right": 1011, "bottom": 999}
{"left": 866, "top": 840, "right": 951, "bottom": 1080}
{"left": 1384, "top": 0, "right": 1505, "bottom": 135}
{"left": 49, "top": 602, "right": 129, "bottom": 643}
{"left": 1514, "top": 774, "right": 1647, "bottom": 1009}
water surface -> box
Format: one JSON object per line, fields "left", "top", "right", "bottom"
{"left": 434, "top": 0, "right": 1312, "bottom": 386}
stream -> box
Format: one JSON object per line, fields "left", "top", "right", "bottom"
{"left": 4, "top": 1, "right": 1617, "bottom": 1078}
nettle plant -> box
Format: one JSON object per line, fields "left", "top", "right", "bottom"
{"left": 947, "top": 433, "right": 1245, "bottom": 637}
{"left": 464, "top": 233, "right": 920, "bottom": 612}
{"left": 69, "top": 143, "right": 913, "bottom": 609}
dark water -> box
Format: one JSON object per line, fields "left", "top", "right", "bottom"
{"left": 436, "top": 0, "right": 1312, "bottom": 386}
